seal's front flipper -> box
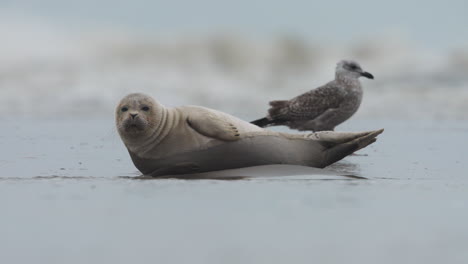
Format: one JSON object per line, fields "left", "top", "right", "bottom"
{"left": 187, "top": 110, "right": 241, "bottom": 141}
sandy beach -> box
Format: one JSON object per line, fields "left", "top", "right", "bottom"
{"left": 1, "top": 118, "right": 467, "bottom": 264}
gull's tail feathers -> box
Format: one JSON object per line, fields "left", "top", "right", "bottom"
{"left": 268, "top": 100, "right": 289, "bottom": 118}
{"left": 251, "top": 117, "right": 272, "bottom": 127}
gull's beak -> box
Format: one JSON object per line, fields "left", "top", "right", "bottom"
{"left": 361, "top": 71, "right": 374, "bottom": 79}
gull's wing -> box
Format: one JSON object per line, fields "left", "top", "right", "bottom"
{"left": 271, "top": 82, "right": 346, "bottom": 121}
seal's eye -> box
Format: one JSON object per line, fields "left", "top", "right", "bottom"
{"left": 141, "top": 106, "right": 150, "bottom": 111}
{"left": 121, "top": 107, "right": 128, "bottom": 112}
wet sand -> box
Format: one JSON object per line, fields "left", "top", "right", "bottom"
{"left": 1, "top": 118, "right": 467, "bottom": 263}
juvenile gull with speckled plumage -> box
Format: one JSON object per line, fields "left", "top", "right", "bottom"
{"left": 251, "top": 60, "right": 374, "bottom": 131}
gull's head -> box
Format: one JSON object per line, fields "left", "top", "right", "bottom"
{"left": 336, "top": 60, "right": 374, "bottom": 80}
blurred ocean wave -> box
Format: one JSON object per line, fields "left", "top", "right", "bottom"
{"left": 1, "top": 17, "right": 467, "bottom": 120}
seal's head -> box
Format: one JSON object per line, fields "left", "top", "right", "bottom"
{"left": 116, "top": 93, "right": 164, "bottom": 141}
{"left": 336, "top": 60, "right": 374, "bottom": 80}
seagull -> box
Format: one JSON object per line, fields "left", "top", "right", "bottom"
{"left": 251, "top": 60, "right": 374, "bottom": 131}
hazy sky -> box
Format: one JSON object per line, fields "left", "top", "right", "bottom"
{"left": 1, "top": 0, "right": 467, "bottom": 50}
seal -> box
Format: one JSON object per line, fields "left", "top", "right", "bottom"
{"left": 116, "top": 93, "right": 383, "bottom": 177}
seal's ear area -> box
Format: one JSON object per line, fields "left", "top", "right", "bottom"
{"left": 186, "top": 110, "right": 241, "bottom": 141}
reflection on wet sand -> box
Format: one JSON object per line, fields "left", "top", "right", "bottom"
{"left": 326, "top": 161, "right": 363, "bottom": 179}
{"left": 0, "top": 162, "right": 365, "bottom": 181}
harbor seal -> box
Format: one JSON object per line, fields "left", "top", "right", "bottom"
{"left": 116, "top": 93, "right": 383, "bottom": 177}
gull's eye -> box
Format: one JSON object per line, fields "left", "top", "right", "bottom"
{"left": 349, "top": 64, "right": 358, "bottom": 70}
{"left": 121, "top": 107, "right": 128, "bottom": 112}
{"left": 141, "top": 106, "right": 150, "bottom": 111}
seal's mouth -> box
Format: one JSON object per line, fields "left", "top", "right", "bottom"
{"left": 122, "top": 118, "right": 147, "bottom": 133}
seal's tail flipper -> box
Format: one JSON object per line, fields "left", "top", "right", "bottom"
{"left": 320, "top": 129, "right": 384, "bottom": 167}
{"left": 251, "top": 117, "right": 272, "bottom": 127}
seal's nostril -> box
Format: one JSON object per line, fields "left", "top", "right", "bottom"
{"left": 130, "top": 113, "right": 138, "bottom": 119}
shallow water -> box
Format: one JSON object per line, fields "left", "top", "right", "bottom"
{"left": 1, "top": 118, "right": 468, "bottom": 263}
